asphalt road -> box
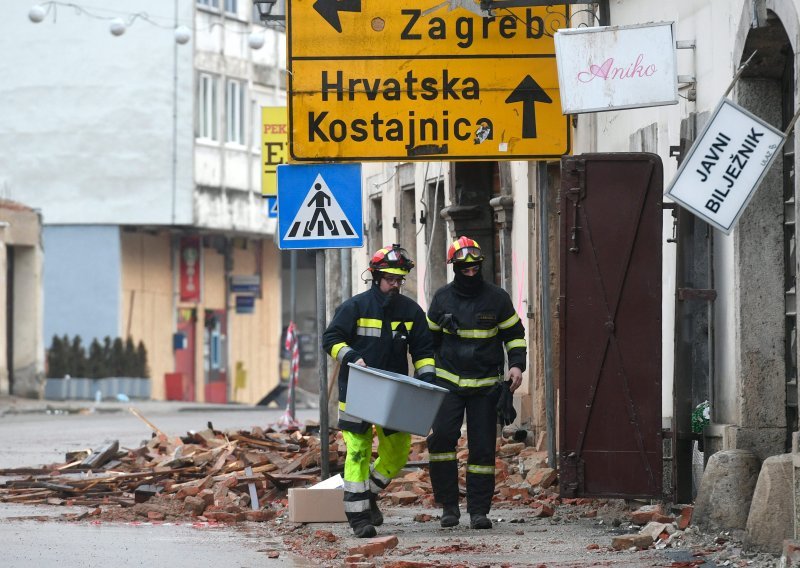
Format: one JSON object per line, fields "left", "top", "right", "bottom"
{"left": 0, "top": 398, "right": 319, "bottom": 567}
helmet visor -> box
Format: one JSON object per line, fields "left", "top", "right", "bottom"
{"left": 385, "top": 247, "right": 410, "bottom": 263}
{"left": 450, "top": 246, "right": 483, "bottom": 263}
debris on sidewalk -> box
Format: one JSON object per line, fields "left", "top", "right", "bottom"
{"left": 0, "top": 412, "right": 783, "bottom": 567}
{"left": 0, "top": 412, "right": 561, "bottom": 523}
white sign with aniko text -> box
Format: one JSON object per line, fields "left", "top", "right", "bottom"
{"left": 555, "top": 22, "right": 678, "bottom": 113}
{"left": 666, "top": 99, "right": 785, "bottom": 234}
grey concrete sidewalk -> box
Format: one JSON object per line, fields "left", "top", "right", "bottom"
{"left": 0, "top": 391, "right": 320, "bottom": 417}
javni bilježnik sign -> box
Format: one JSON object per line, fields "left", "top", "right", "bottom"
{"left": 666, "top": 99, "right": 784, "bottom": 234}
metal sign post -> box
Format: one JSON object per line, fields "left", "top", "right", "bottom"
{"left": 316, "top": 250, "right": 329, "bottom": 478}
{"left": 277, "top": 163, "right": 364, "bottom": 479}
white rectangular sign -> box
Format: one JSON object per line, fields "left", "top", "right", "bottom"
{"left": 554, "top": 22, "right": 678, "bottom": 114}
{"left": 666, "top": 99, "right": 785, "bottom": 234}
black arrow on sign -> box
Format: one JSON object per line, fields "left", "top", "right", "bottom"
{"left": 505, "top": 75, "right": 552, "bottom": 139}
{"left": 313, "top": 0, "right": 362, "bottom": 33}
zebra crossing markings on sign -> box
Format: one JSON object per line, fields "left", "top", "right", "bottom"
{"left": 277, "top": 163, "right": 363, "bottom": 250}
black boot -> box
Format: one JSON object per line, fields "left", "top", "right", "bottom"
{"left": 470, "top": 513, "right": 492, "bottom": 529}
{"left": 440, "top": 503, "right": 460, "bottom": 528}
{"left": 349, "top": 511, "right": 377, "bottom": 538}
{"left": 351, "top": 519, "right": 377, "bottom": 538}
{"left": 369, "top": 494, "right": 384, "bottom": 527}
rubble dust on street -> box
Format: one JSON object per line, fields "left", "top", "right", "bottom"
{"left": 0, "top": 400, "right": 781, "bottom": 567}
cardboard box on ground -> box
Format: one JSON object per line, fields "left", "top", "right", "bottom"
{"left": 288, "top": 474, "right": 347, "bottom": 522}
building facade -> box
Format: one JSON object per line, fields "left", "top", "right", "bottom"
{"left": 0, "top": 0, "right": 285, "bottom": 403}
{"left": 334, "top": 0, "right": 799, "bottom": 510}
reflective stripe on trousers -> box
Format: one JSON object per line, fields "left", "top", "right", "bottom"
{"left": 426, "top": 388, "right": 499, "bottom": 515}
{"left": 342, "top": 426, "right": 411, "bottom": 525}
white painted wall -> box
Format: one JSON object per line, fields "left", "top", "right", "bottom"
{"left": 0, "top": 0, "right": 195, "bottom": 226}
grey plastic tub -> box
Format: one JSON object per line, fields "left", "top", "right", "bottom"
{"left": 345, "top": 364, "right": 449, "bottom": 436}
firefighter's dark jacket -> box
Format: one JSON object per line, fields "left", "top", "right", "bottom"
{"left": 427, "top": 280, "right": 527, "bottom": 395}
{"left": 322, "top": 284, "right": 436, "bottom": 432}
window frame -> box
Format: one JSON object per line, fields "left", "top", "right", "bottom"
{"left": 198, "top": 72, "right": 219, "bottom": 141}
{"left": 226, "top": 78, "right": 245, "bottom": 145}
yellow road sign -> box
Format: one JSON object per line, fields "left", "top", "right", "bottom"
{"left": 288, "top": 1, "right": 570, "bottom": 162}
{"left": 262, "top": 107, "right": 288, "bottom": 196}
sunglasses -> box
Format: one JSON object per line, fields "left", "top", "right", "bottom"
{"left": 383, "top": 275, "right": 406, "bottom": 286}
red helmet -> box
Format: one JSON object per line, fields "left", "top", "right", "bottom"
{"left": 369, "top": 244, "right": 415, "bottom": 275}
{"left": 447, "top": 236, "right": 484, "bottom": 264}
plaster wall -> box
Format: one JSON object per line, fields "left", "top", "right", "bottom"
{"left": 12, "top": 245, "right": 45, "bottom": 397}
{"left": 228, "top": 241, "right": 282, "bottom": 404}
{"left": 0, "top": 243, "right": 7, "bottom": 394}
{"left": 0, "top": 0, "right": 195, "bottom": 226}
{"left": 43, "top": 226, "right": 121, "bottom": 345}
{"left": 733, "top": 81, "right": 786, "bottom": 438}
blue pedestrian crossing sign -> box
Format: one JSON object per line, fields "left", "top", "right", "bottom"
{"left": 277, "top": 163, "right": 363, "bottom": 250}
{"left": 265, "top": 196, "right": 278, "bottom": 219}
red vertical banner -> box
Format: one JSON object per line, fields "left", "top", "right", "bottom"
{"left": 179, "top": 236, "right": 202, "bottom": 303}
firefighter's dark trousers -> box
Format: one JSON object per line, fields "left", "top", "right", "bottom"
{"left": 342, "top": 426, "right": 410, "bottom": 527}
{"left": 427, "top": 389, "right": 498, "bottom": 515}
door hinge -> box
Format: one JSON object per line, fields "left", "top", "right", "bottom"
{"left": 677, "top": 288, "right": 717, "bottom": 302}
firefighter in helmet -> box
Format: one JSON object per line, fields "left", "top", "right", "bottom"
{"left": 426, "top": 236, "right": 527, "bottom": 529}
{"left": 322, "top": 244, "right": 436, "bottom": 537}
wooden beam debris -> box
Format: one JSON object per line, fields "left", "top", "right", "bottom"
{"left": 0, "top": 419, "right": 555, "bottom": 524}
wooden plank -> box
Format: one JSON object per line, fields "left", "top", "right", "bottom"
{"left": 79, "top": 440, "right": 120, "bottom": 470}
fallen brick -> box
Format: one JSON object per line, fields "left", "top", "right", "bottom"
{"left": 203, "top": 511, "right": 245, "bottom": 523}
{"left": 498, "top": 442, "right": 526, "bottom": 456}
{"left": 184, "top": 495, "right": 206, "bottom": 516}
{"left": 389, "top": 491, "right": 418, "bottom": 505}
{"left": 611, "top": 534, "right": 653, "bottom": 551}
{"left": 245, "top": 509, "right": 277, "bottom": 522}
{"left": 677, "top": 505, "right": 693, "bottom": 530}
{"left": 347, "top": 542, "right": 387, "bottom": 558}
{"left": 314, "top": 529, "right": 337, "bottom": 542}
{"left": 531, "top": 504, "right": 554, "bottom": 518}
{"left": 639, "top": 521, "right": 669, "bottom": 540}
{"left": 526, "top": 467, "right": 557, "bottom": 488}
{"left": 371, "top": 535, "right": 399, "bottom": 550}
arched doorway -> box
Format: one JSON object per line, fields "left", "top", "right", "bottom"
{"left": 726, "top": 8, "right": 795, "bottom": 455}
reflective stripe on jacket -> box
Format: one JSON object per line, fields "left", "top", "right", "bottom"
{"left": 427, "top": 280, "right": 526, "bottom": 394}
{"left": 322, "top": 284, "right": 436, "bottom": 431}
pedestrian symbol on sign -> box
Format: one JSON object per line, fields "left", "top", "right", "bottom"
{"left": 284, "top": 174, "right": 355, "bottom": 240}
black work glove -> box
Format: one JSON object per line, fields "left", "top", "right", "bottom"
{"left": 342, "top": 349, "right": 363, "bottom": 367}
{"left": 417, "top": 372, "right": 436, "bottom": 384}
{"left": 440, "top": 313, "right": 459, "bottom": 334}
{"left": 497, "top": 380, "right": 517, "bottom": 427}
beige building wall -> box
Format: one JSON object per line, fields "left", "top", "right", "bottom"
{"left": 228, "top": 241, "right": 282, "bottom": 404}
{"left": 0, "top": 201, "right": 44, "bottom": 397}
{"left": 120, "top": 231, "right": 174, "bottom": 400}
{"left": 120, "top": 233, "right": 281, "bottom": 404}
